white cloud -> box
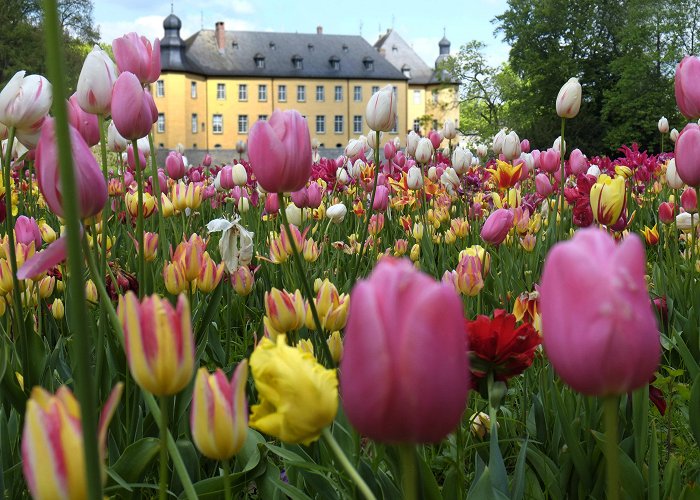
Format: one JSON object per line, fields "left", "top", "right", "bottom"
{"left": 98, "top": 15, "right": 165, "bottom": 43}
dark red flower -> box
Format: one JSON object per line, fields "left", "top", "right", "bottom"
{"left": 465, "top": 309, "right": 541, "bottom": 382}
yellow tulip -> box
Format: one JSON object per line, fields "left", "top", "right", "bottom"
{"left": 590, "top": 174, "right": 626, "bottom": 226}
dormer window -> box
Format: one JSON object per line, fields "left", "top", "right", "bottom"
{"left": 231, "top": 41, "right": 238, "bottom": 49}
{"left": 308, "top": 43, "right": 314, "bottom": 52}
{"left": 329, "top": 56, "right": 340, "bottom": 71}
{"left": 254, "top": 53, "right": 265, "bottom": 68}
{"left": 292, "top": 55, "right": 303, "bottom": 70}
{"left": 392, "top": 45, "right": 398, "bottom": 53}
{"left": 342, "top": 44, "right": 348, "bottom": 53}
{"left": 269, "top": 41, "right": 276, "bottom": 50}
{"left": 363, "top": 57, "right": 374, "bottom": 71}
{"left": 402, "top": 64, "right": 411, "bottom": 78}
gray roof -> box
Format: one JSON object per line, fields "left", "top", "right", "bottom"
{"left": 160, "top": 16, "right": 406, "bottom": 81}
{"left": 373, "top": 29, "right": 456, "bottom": 85}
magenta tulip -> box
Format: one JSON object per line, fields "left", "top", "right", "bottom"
{"left": 248, "top": 109, "right": 312, "bottom": 193}
{"left": 658, "top": 202, "right": 675, "bottom": 224}
{"left": 674, "top": 56, "right": 700, "bottom": 120}
{"left": 202, "top": 153, "right": 212, "bottom": 167}
{"left": 306, "top": 182, "right": 323, "bottom": 209}
{"left": 35, "top": 118, "right": 107, "bottom": 219}
{"left": 481, "top": 208, "right": 514, "bottom": 245}
{"left": 15, "top": 216, "right": 42, "bottom": 248}
{"left": 535, "top": 173, "right": 553, "bottom": 197}
{"left": 681, "top": 186, "right": 697, "bottom": 213}
{"left": 674, "top": 123, "right": 700, "bottom": 187}
{"left": 290, "top": 187, "right": 308, "bottom": 208}
{"left": 340, "top": 258, "right": 469, "bottom": 443}
{"left": 112, "top": 32, "right": 161, "bottom": 85}
{"left": 166, "top": 151, "right": 186, "bottom": 180}
{"left": 264, "top": 193, "right": 280, "bottom": 214}
{"left": 540, "top": 228, "right": 660, "bottom": 396}
{"left": 372, "top": 185, "right": 389, "bottom": 211}
{"left": 539, "top": 148, "right": 560, "bottom": 174}
{"left": 126, "top": 145, "right": 147, "bottom": 171}
{"left": 520, "top": 139, "right": 530, "bottom": 153}
{"left": 568, "top": 148, "right": 588, "bottom": 175}
{"left": 67, "top": 95, "right": 100, "bottom": 147}
{"left": 111, "top": 72, "right": 157, "bottom": 141}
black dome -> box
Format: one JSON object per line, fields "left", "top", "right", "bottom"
{"left": 163, "top": 14, "right": 181, "bottom": 30}
{"left": 439, "top": 36, "right": 450, "bottom": 47}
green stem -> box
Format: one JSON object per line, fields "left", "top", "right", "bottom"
{"left": 42, "top": 0, "right": 102, "bottom": 497}
{"left": 321, "top": 427, "right": 377, "bottom": 500}
{"left": 97, "top": 114, "right": 110, "bottom": 276}
{"left": 1, "top": 126, "right": 28, "bottom": 389}
{"left": 398, "top": 444, "right": 418, "bottom": 500}
{"left": 603, "top": 396, "right": 620, "bottom": 500}
{"left": 223, "top": 459, "right": 232, "bottom": 500}
{"left": 277, "top": 193, "right": 333, "bottom": 364}
{"left": 159, "top": 396, "right": 169, "bottom": 500}
{"left": 81, "top": 237, "right": 198, "bottom": 499}
{"left": 148, "top": 133, "right": 168, "bottom": 260}
{"left": 132, "top": 142, "right": 146, "bottom": 297}
{"left": 349, "top": 130, "right": 381, "bottom": 285}
{"left": 558, "top": 117, "right": 566, "bottom": 241}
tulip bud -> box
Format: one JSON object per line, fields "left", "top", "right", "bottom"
{"left": 666, "top": 159, "right": 685, "bottom": 189}
{"left": 556, "top": 77, "right": 582, "bottom": 118}
{"left": 658, "top": 202, "right": 675, "bottom": 224}
{"left": 674, "top": 123, "right": 700, "bottom": 187}
{"left": 231, "top": 266, "right": 255, "bottom": 296}
{"left": 658, "top": 116, "right": 669, "bottom": 134}
{"left": 407, "top": 166, "right": 424, "bottom": 190}
{"left": 415, "top": 137, "right": 433, "bottom": 164}
{"left": 111, "top": 72, "right": 158, "bottom": 141}
{"left": 0, "top": 71, "right": 52, "bottom": 129}
{"left": 51, "top": 298, "right": 65, "bottom": 319}
{"left": 452, "top": 146, "right": 472, "bottom": 175}
{"left": 264, "top": 288, "right": 306, "bottom": 332}
{"left": 107, "top": 120, "right": 128, "bottom": 152}
{"left": 326, "top": 203, "right": 347, "bottom": 223}
{"left": 327, "top": 331, "right": 343, "bottom": 364}
{"left": 406, "top": 130, "right": 419, "bottom": 156}
{"left": 365, "top": 85, "right": 397, "bottom": 132}
{"left": 492, "top": 129, "right": 506, "bottom": 154}
{"left": 681, "top": 186, "right": 698, "bottom": 213}
{"left": 675, "top": 55, "right": 700, "bottom": 119}
{"left": 112, "top": 32, "right": 161, "bottom": 84}
{"left": 76, "top": 45, "right": 118, "bottom": 115}
{"left": 670, "top": 128, "right": 679, "bottom": 143}
{"left": 190, "top": 362, "right": 249, "bottom": 460}
{"left": 166, "top": 151, "right": 186, "bottom": 180}
{"left": 443, "top": 119, "right": 457, "bottom": 140}
{"left": 502, "top": 131, "right": 521, "bottom": 160}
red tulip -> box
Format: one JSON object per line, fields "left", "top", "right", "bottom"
{"left": 539, "top": 228, "right": 660, "bottom": 396}
{"left": 248, "top": 109, "right": 311, "bottom": 193}
{"left": 340, "top": 258, "right": 469, "bottom": 443}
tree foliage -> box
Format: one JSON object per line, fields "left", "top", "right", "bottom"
{"left": 0, "top": 0, "right": 98, "bottom": 91}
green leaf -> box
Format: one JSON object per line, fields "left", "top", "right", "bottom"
{"left": 525, "top": 447, "right": 563, "bottom": 499}
{"left": 673, "top": 330, "right": 699, "bottom": 379}
{"left": 690, "top": 374, "right": 700, "bottom": 447}
{"left": 632, "top": 385, "right": 649, "bottom": 470}
{"left": 591, "top": 430, "right": 644, "bottom": 500}
{"left": 551, "top": 386, "right": 591, "bottom": 485}
{"left": 417, "top": 451, "right": 442, "bottom": 500}
{"left": 109, "top": 437, "right": 160, "bottom": 486}
{"left": 511, "top": 439, "right": 528, "bottom": 500}
{"left": 488, "top": 415, "right": 510, "bottom": 497}
{"left": 663, "top": 455, "right": 681, "bottom": 500}
{"left": 183, "top": 461, "right": 266, "bottom": 499}
{"left": 649, "top": 421, "right": 659, "bottom": 500}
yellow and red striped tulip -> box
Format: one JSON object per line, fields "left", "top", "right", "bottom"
{"left": 142, "top": 232, "right": 159, "bottom": 262}
{"left": 590, "top": 174, "right": 626, "bottom": 226}
{"left": 173, "top": 240, "right": 203, "bottom": 283}
{"left": 163, "top": 261, "right": 187, "bottom": 295}
{"left": 21, "top": 384, "right": 122, "bottom": 499}
{"left": 231, "top": 266, "right": 254, "bottom": 296}
{"left": 190, "top": 361, "right": 249, "bottom": 460}
{"left": 454, "top": 254, "right": 484, "bottom": 296}
{"left": 264, "top": 288, "right": 305, "bottom": 333}
{"left": 118, "top": 292, "right": 195, "bottom": 396}
{"left": 196, "top": 252, "right": 225, "bottom": 293}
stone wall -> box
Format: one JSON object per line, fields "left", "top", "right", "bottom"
{"left": 155, "top": 147, "right": 345, "bottom": 166}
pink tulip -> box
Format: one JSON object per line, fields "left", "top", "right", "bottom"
{"left": 67, "top": 95, "right": 100, "bottom": 147}
{"left": 248, "top": 109, "right": 311, "bottom": 193}
{"left": 372, "top": 185, "right": 389, "bottom": 211}
{"left": 35, "top": 118, "right": 107, "bottom": 219}
{"left": 480, "top": 208, "right": 514, "bottom": 245}
{"left": 264, "top": 193, "right": 280, "bottom": 214}
{"left": 535, "top": 173, "right": 553, "bottom": 197}
{"left": 340, "top": 258, "right": 469, "bottom": 443}
{"left": 384, "top": 141, "right": 396, "bottom": 160}
{"left": 674, "top": 56, "right": 700, "bottom": 120}
{"left": 306, "top": 182, "right": 323, "bottom": 209}
{"left": 202, "top": 153, "right": 212, "bottom": 167}
{"left": 680, "top": 186, "right": 697, "bottom": 213}
{"left": 111, "top": 72, "right": 157, "bottom": 141}
{"left": 429, "top": 130, "right": 442, "bottom": 149}
{"left": 540, "top": 228, "right": 660, "bottom": 395}
{"left": 539, "top": 148, "right": 560, "bottom": 174}
{"left": 166, "top": 151, "right": 186, "bottom": 180}
{"left": 658, "top": 202, "right": 675, "bottom": 224}
{"left": 112, "top": 32, "right": 161, "bottom": 85}
{"left": 15, "top": 216, "right": 42, "bottom": 248}
{"left": 290, "top": 187, "right": 309, "bottom": 208}
{"left": 126, "top": 145, "right": 147, "bottom": 171}
{"left": 568, "top": 148, "right": 588, "bottom": 175}
{"left": 674, "top": 123, "right": 700, "bottom": 187}
{"left": 520, "top": 139, "right": 530, "bottom": 153}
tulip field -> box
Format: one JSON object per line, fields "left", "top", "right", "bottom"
{"left": 1, "top": 5, "right": 700, "bottom": 500}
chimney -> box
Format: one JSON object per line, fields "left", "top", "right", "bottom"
{"left": 215, "top": 21, "right": 225, "bottom": 53}
{"left": 317, "top": 25, "right": 323, "bottom": 34}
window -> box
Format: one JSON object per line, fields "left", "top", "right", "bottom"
{"left": 292, "top": 56, "right": 303, "bottom": 69}
{"left": 334, "top": 85, "right": 343, "bottom": 102}
{"left": 278, "top": 85, "right": 287, "bottom": 102}
{"left": 190, "top": 81, "right": 197, "bottom": 98}
{"left": 353, "top": 86, "right": 362, "bottom": 102}
{"left": 334, "top": 115, "right": 343, "bottom": 134}
{"left": 297, "top": 85, "right": 306, "bottom": 102}
{"left": 239, "top": 84, "right": 248, "bottom": 101}
{"left": 363, "top": 57, "right": 374, "bottom": 71}
{"left": 329, "top": 56, "right": 340, "bottom": 70}
{"left": 316, "top": 115, "right": 325, "bottom": 134}
{"left": 353, "top": 115, "right": 362, "bottom": 134}
{"left": 258, "top": 84, "right": 267, "bottom": 101}
{"left": 402, "top": 65, "right": 411, "bottom": 78}
{"left": 238, "top": 115, "right": 248, "bottom": 134}
{"left": 371, "top": 85, "right": 379, "bottom": 95}
{"left": 316, "top": 85, "right": 325, "bottom": 102}
{"left": 191, "top": 114, "right": 198, "bottom": 133}
{"left": 156, "top": 80, "right": 164, "bottom": 97}
{"left": 217, "top": 83, "right": 226, "bottom": 100}
{"left": 413, "top": 90, "right": 421, "bottom": 104}
{"left": 157, "top": 113, "right": 165, "bottom": 133}
{"left": 413, "top": 119, "right": 420, "bottom": 132}
{"left": 213, "top": 114, "right": 223, "bottom": 134}
{"left": 254, "top": 55, "right": 265, "bottom": 68}
{"left": 258, "top": 114, "right": 268, "bottom": 121}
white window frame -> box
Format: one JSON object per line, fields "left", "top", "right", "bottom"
{"left": 238, "top": 115, "right": 249, "bottom": 134}
{"left": 258, "top": 84, "right": 267, "bottom": 102}
{"left": 353, "top": 86, "right": 362, "bottom": 101}
{"left": 239, "top": 84, "right": 248, "bottom": 101}
{"left": 353, "top": 115, "right": 362, "bottom": 134}
{"left": 315, "top": 115, "right": 325, "bottom": 134}
{"left": 191, "top": 113, "right": 198, "bottom": 133}
{"left": 217, "top": 83, "right": 226, "bottom": 100}
{"left": 156, "top": 80, "right": 164, "bottom": 97}
{"left": 278, "top": 85, "right": 287, "bottom": 102}
{"left": 297, "top": 85, "right": 306, "bottom": 102}
{"left": 316, "top": 85, "right": 325, "bottom": 102}
{"left": 157, "top": 113, "right": 165, "bottom": 133}
{"left": 334, "top": 115, "right": 343, "bottom": 134}
{"left": 190, "top": 81, "right": 197, "bottom": 98}
{"left": 334, "top": 85, "right": 343, "bottom": 102}
{"left": 212, "top": 114, "right": 223, "bottom": 134}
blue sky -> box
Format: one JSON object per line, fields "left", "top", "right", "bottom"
{"left": 94, "top": 0, "right": 511, "bottom": 68}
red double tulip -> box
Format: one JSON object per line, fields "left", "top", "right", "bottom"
{"left": 340, "top": 258, "right": 469, "bottom": 443}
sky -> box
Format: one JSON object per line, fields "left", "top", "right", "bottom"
{"left": 94, "top": 0, "right": 511, "bottom": 68}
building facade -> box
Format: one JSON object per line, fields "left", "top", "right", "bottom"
{"left": 155, "top": 14, "right": 459, "bottom": 154}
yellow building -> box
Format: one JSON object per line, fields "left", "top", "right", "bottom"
{"left": 155, "top": 14, "right": 458, "bottom": 155}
